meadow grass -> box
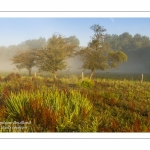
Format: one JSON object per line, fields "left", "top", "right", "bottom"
{"left": 0, "top": 72, "right": 150, "bottom": 132}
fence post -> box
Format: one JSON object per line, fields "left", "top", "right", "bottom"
{"left": 141, "top": 74, "right": 143, "bottom": 83}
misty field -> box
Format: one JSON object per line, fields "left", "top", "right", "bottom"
{"left": 0, "top": 72, "right": 150, "bottom": 132}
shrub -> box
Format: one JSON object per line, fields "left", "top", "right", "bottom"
{"left": 77, "top": 78, "right": 94, "bottom": 88}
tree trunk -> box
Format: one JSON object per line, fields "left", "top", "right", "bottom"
{"left": 90, "top": 70, "right": 94, "bottom": 79}
{"left": 28, "top": 68, "right": 32, "bottom": 76}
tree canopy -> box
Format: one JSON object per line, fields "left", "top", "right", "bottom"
{"left": 11, "top": 49, "right": 37, "bottom": 76}
{"left": 36, "top": 34, "right": 77, "bottom": 80}
{"left": 77, "top": 24, "right": 128, "bottom": 78}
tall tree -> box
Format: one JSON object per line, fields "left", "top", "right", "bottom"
{"left": 11, "top": 49, "right": 37, "bottom": 76}
{"left": 78, "top": 24, "right": 128, "bottom": 79}
{"left": 36, "top": 34, "right": 77, "bottom": 80}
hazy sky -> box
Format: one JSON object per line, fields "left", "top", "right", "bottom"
{"left": 0, "top": 18, "right": 150, "bottom": 47}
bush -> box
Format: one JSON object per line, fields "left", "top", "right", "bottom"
{"left": 78, "top": 78, "right": 94, "bottom": 88}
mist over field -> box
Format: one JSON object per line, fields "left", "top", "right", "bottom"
{"left": 0, "top": 60, "right": 16, "bottom": 72}
{"left": 0, "top": 56, "right": 149, "bottom": 75}
{"left": 67, "top": 57, "right": 149, "bottom": 74}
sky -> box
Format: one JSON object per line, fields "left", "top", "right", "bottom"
{"left": 0, "top": 18, "right": 150, "bottom": 47}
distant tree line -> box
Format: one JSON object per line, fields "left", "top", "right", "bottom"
{"left": 0, "top": 37, "right": 47, "bottom": 60}
{"left": 104, "top": 32, "right": 150, "bottom": 70}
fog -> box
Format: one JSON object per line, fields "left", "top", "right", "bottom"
{"left": 0, "top": 55, "right": 149, "bottom": 77}
{"left": 0, "top": 60, "right": 16, "bottom": 72}
{"left": 66, "top": 56, "right": 150, "bottom": 75}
